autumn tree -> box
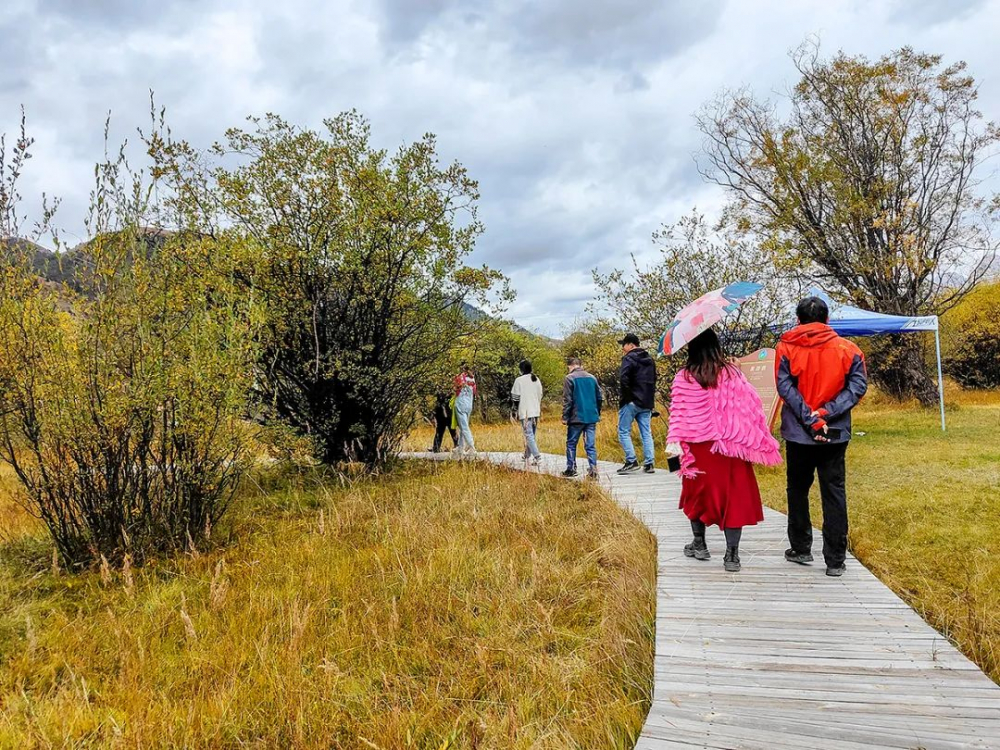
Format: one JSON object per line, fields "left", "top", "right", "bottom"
{"left": 698, "top": 42, "right": 999, "bottom": 402}
{"left": 942, "top": 280, "right": 1000, "bottom": 389}
{"left": 560, "top": 320, "right": 627, "bottom": 405}
{"left": 154, "top": 113, "right": 509, "bottom": 467}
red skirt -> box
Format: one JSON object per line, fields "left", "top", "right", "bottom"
{"left": 678, "top": 441, "right": 764, "bottom": 529}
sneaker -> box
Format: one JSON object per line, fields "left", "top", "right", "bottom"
{"left": 724, "top": 546, "right": 741, "bottom": 572}
{"left": 683, "top": 538, "right": 711, "bottom": 560}
{"left": 560, "top": 469, "right": 578, "bottom": 478}
{"left": 643, "top": 463, "right": 655, "bottom": 474}
{"left": 784, "top": 548, "right": 814, "bottom": 565}
{"left": 531, "top": 456, "right": 542, "bottom": 467}
{"left": 826, "top": 564, "right": 846, "bottom": 577}
{"left": 616, "top": 460, "right": 640, "bottom": 475}
{"left": 587, "top": 469, "right": 599, "bottom": 480}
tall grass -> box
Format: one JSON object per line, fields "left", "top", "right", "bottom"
{"left": 0, "top": 461, "right": 656, "bottom": 748}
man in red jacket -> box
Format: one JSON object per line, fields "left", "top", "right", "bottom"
{"left": 776, "top": 296, "right": 868, "bottom": 577}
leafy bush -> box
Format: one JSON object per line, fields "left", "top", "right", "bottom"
{"left": 943, "top": 281, "right": 1000, "bottom": 389}
{"left": 0, "top": 125, "right": 261, "bottom": 568}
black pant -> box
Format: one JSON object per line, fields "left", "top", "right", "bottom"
{"left": 786, "top": 440, "right": 849, "bottom": 567}
{"left": 433, "top": 419, "right": 458, "bottom": 452}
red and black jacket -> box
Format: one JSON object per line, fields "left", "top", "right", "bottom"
{"left": 775, "top": 323, "right": 868, "bottom": 445}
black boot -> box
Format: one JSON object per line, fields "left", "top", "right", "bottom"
{"left": 684, "top": 536, "right": 710, "bottom": 560}
{"left": 724, "top": 546, "right": 741, "bottom": 572}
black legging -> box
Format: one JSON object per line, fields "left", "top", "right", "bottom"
{"left": 433, "top": 418, "right": 458, "bottom": 451}
{"left": 691, "top": 520, "right": 742, "bottom": 548}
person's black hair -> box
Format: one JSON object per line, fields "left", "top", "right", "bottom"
{"left": 796, "top": 296, "right": 830, "bottom": 325}
{"left": 684, "top": 329, "right": 731, "bottom": 389}
{"left": 519, "top": 359, "right": 538, "bottom": 382}
{"left": 566, "top": 357, "right": 582, "bottom": 367}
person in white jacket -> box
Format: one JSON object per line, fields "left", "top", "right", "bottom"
{"left": 511, "top": 359, "right": 544, "bottom": 465}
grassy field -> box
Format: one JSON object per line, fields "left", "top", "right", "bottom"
{"left": 0, "top": 461, "right": 656, "bottom": 748}
{"left": 409, "top": 386, "right": 1000, "bottom": 684}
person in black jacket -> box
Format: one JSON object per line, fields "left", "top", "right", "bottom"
{"left": 430, "top": 392, "right": 458, "bottom": 453}
{"left": 616, "top": 333, "right": 657, "bottom": 474}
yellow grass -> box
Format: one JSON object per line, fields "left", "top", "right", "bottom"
{"left": 0, "top": 465, "right": 41, "bottom": 541}
{"left": 0, "top": 461, "right": 656, "bottom": 748}
{"left": 416, "top": 387, "right": 1000, "bottom": 684}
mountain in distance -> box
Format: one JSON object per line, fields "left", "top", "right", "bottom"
{"left": 6, "top": 237, "right": 556, "bottom": 344}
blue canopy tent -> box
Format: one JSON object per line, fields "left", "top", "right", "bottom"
{"left": 775, "top": 290, "right": 946, "bottom": 431}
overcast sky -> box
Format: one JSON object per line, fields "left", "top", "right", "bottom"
{"left": 2, "top": 0, "right": 999, "bottom": 335}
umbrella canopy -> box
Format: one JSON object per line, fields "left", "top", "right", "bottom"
{"left": 657, "top": 281, "right": 763, "bottom": 356}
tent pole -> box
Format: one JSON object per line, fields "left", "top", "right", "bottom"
{"left": 935, "top": 323, "right": 946, "bottom": 432}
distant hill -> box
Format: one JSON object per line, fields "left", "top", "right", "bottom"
{"left": 3, "top": 230, "right": 175, "bottom": 297}
{"left": 7, "top": 236, "right": 554, "bottom": 344}
{"left": 457, "top": 300, "right": 558, "bottom": 345}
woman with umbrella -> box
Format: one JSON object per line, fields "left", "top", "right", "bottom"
{"left": 661, "top": 283, "right": 782, "bottom": 572}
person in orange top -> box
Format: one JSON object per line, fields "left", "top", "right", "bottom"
{"left": 776, "top": 296, "right": 867, "bottom": 577}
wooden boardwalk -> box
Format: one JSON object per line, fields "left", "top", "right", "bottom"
{"left": 411, "top": 451, "right": 1000, "bottom": 749}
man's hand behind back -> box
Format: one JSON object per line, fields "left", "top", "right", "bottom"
{"left": 810, "top": 410, "right": 830, "bottom": 442}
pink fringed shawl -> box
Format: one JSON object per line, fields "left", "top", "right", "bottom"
{"left": 667, "top": 366, "right": 782, "bottom": 478}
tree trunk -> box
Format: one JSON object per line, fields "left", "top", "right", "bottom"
{"left": 865, "top": 335, "right": 938, "bottom": 405}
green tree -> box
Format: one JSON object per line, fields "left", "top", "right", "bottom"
{"left": 942, "top": 280, "right": 1000, "bottom": 388}
{"left": 452, "top": 320, "right": 563, "bottom": 420}
{"left": 698, "top": 41, "right": 1000, "bottom": 402}
{"left": 154, "top": 113, "right": 510, "bottom": 467}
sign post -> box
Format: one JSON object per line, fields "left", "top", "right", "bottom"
{"left": 736, "top": 348, "right": 780, "bottom": 427}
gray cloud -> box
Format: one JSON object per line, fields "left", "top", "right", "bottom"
{"left": 889, "top": 0, "right": 988, "bottom": 26}
{"left": 507, "top": 0, "right": 724, "bottom": 68}
{"left": 35, "top": 0, "right": 200, "bottom": 29}
{"left": 376, "top": 0, "right": 724, "bottom": 71}
{"left": 377, "top": 0, "right": 456, "bottom": 45}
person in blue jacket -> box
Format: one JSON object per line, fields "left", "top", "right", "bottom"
{"left": 561, "top": 357, "right": 603, "bottom": 479}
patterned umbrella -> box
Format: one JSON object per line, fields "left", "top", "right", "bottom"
{"left": 657, "top": 281, "right": 763, "bottom": 356}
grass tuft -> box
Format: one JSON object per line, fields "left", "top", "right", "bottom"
{"left": 0, "top": 460, "right": 656, "bottom": 748}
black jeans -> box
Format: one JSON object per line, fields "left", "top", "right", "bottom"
{"left": 432, "top": 419, "right": 458, "bottom": 452}
{"left": 786, "top": 440, "right": 849, "bottom": 567}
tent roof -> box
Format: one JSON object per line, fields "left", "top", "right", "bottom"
{"left": 777, "top": 289, "right": 938, "bottom": 336}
